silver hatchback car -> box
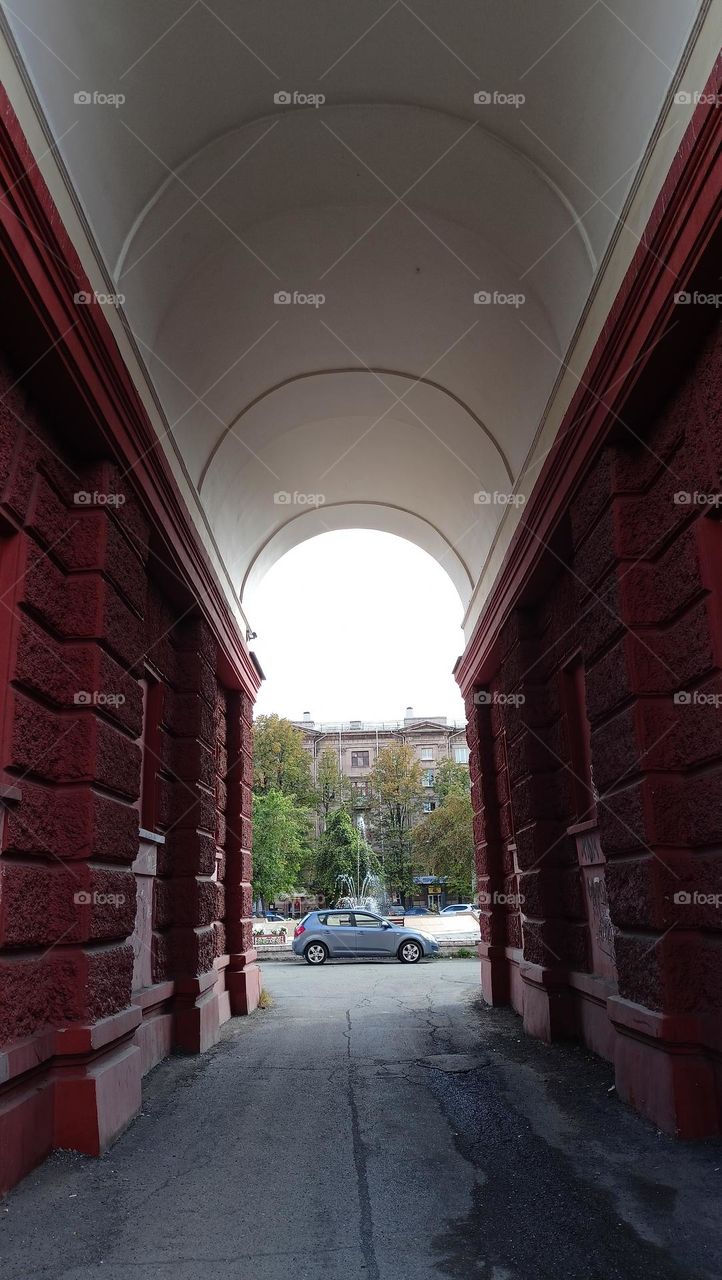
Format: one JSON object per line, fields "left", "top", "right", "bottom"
{"left": 292, "top": 909, "right": 439, "bottom": 965}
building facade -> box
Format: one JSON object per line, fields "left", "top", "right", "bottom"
{"left": 295, "top": 709, "right": 469, "bottom": 824}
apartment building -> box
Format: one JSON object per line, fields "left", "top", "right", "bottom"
{"left": 295, "top": 708, "right": 469, "bottom": 819}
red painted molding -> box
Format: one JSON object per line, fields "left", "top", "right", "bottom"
{"left": 456, "top": 54, "right": 722, "bottom": 696}
{"left": 0, "top": 90, "right": 260, "bottom": 697}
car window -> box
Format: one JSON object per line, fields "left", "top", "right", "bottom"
{"left": 354, "top": 913, "right": 384, "bottom": 928}
{"left": 321, "top": 912, "right": 355, "bottom": 927}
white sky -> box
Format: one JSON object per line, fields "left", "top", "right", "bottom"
{"left": 247, "top": 530, "right": 466, "bottom": 725}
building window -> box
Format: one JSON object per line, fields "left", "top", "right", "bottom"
{"left": 420, "top": 747, "right": 434, "bottom": 761}
{"left": 351, "top": 750, "right": 370, "bottom": 768}
{"left": 453, "top": 746, "right": 469, "bottom": 764}
{"left": 422, "top": 769, "right": 435, "bottom": 788}
{"left": 422, "top": 800, "right": 436, "bottom": 814}
{"left": 560, "top": 654, "right": 596, "bottom": 823}
{"left": 140, "top": 673, "right": 164, "bottom": 832}
{"left": 352, "top": 780, "right": 370, "bottom": 798}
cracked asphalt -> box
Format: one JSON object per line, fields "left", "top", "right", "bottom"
{"left": 2, "top": 959, "right": 721, "bottom": 1280}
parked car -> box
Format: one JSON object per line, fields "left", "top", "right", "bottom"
{"left": 264, "top": 911, "right": 285, "bottom": 921}
{"left": 292, "top": 910, "right": 440, "bottom": 965}
{"left": 440, "top": 903, "right": 478, "bottom": 914}
{"left": 404, "top": 906, "right": 436, "bottom": 916}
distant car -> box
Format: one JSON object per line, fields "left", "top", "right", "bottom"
{"left": 292, "top": 910, "right": 439, "bottom": 965}
{"left": 440, "top": 903, "right": 478, "bottom": 914}
{"left": 264, "top": 911, "right": 285, "bottom": 921}
{"left": 404, "top": 906, "right": 436, "bottom": 916}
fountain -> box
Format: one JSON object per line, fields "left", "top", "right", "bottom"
{"left": 334, "top": 816, "right": 385, "bottom": 912}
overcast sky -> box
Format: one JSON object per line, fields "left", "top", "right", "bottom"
{"left": 247, "top": 530, "right": 467, "bottom": 725}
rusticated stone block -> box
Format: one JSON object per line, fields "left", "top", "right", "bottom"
{"left": 615, "top": 931, "right": 722, "bottom": 1015}
{"left": 513, "top": 820, "right": 570, "bottom": 870}
{"left": 613, "top": 466, "right": 702, "bottom": 563}
{"left": 14, "top": 622, "right": 143, "bottom": 736}
{"left": 585, "top": 636, "right": 632, "bottom": 723}
{"left": 0, "top": 854, "right": 134, "bottom": 949}
{"left": 77, "top": 461, "right": 150, "bottom": 552}
{"left": 225, "top": 883, "right": 253, "bottom": 920}
{"left": 4, "top": 782, "right": 138, "bottom": 863}
{"left": 574, "top": 505, "right": 616, "bottom": 599}
{"left": 577, "top": 573, "right": 624, "bottom": 662}
{"left": 160, "top": 830, "right": 217, "bottom": 877}
{"left": 169, "top": 924, "right": 217, "bottom": 976}
{"left": 638, "top": 686, "right": 722, "bottom": 771}
{"left": 10, "top": 696, "right": 141, "bottom": 798}
{"left": 619, "top": 524, "right": 701, "bottom": 625}
{"left": 166, "top": 693, "right": 214, "bottom": 744}
{"left": 590, "top": 704, "right": 639, "bottom": 792}
{"left": 169, "top": 877, "right": 220, "bottom": 928}
{"left": 0, "top": 861, "right": 83, "bottom": 948}
{"left": 569, "top": 449, "right": 613, "bottom": 545}
{"left": 82, "top": 941, "right": 135, "bottom": 1023}
{"left": 172, "top": 616, "right": 216, "bottom": 669}
{"left": 0, "top": 950, "right": 81, "bottom": 1043}
{"left": 630, "top": 601, "right": 714, "bottom": 695}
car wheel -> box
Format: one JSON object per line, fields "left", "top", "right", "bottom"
{"left": 398, "top": 939, "right": 422, "bottom": 964}
{"left": 304, "top": 941, "right": 329, "bottom": 966}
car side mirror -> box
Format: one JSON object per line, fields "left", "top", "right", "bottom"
{"left": 382, "top": 921, "right": 392, "bottom": 929}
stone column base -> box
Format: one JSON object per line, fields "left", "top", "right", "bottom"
{"left": 520, "top": 962, "right": 577, "bottom": 1042}
{"left": 609, "top": 996, "right": 721, "bottom": 1138}
{"left": 478, "top": 941, "right": 510, "bottom": 1005}
{"left": 174, "top": 969, "right": 222, "bottom": 1053}
{"left": 227, "top": 949, "right": 262, "bottom": 1015}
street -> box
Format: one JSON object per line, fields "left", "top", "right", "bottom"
{"left": 1, "top": 959, "right": 720, "bottom": 1280}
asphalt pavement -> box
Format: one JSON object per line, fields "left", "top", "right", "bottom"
{"left": 1, "top": 958, "right": 721, "bottom": 1280}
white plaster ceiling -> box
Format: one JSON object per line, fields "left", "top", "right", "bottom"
{"left": 0, "top": 0, "right": 706, "bottom": 625}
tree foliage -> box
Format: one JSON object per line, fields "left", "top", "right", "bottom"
{"left": 411, "top": 792, "right": 474, "bottom": 899}
{"left": 314, "top": 749, "right": 354, "bottom": 824}
{"left": 253, "top": 714, "right": 313, "bottom": 803}
{"left": 434, "top": 757, "right": 470, "bottom": 804}
{"left": 313, "top": 808, "right": 381, "bottom": 906}
{"left": 370, "top": 743, "right": 423, "bottom": 900}
{"left": 252, "top": 789, "right": 309, "bottom": 906}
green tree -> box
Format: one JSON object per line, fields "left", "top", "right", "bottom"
{"left": 411, "top": 792, "right": 474, "bottom": 900}
{"left": 370, "top": 743, "right": 423, "bottom": 901}
{"left": 314, "top": 749, "right": 354, "bottom": 825}
{"left": 434, "top": 757, "right": 470, "bottom": 803}
{"left": 314, "top": 808, "right": 381, "bottom": 906}
{"left": 253, "top": 714, "right": 313, "bottom": 803}
{"left": 252, "top": 789, "right": 309, "bottom": 907}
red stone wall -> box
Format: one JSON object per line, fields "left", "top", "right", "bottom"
{"left": 467, "top": 320, "right": 722, "bottom": 1134}
{"left": 0, "top": 355, "right": 259, "bottom": 1191}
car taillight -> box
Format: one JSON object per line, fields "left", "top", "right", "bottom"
{"left": 293, "top": 923, "right": 305, "bottom": 938}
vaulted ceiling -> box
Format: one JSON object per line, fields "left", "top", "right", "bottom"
{"left": 0, "top": 0, "right": 713, "bottom": 634}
